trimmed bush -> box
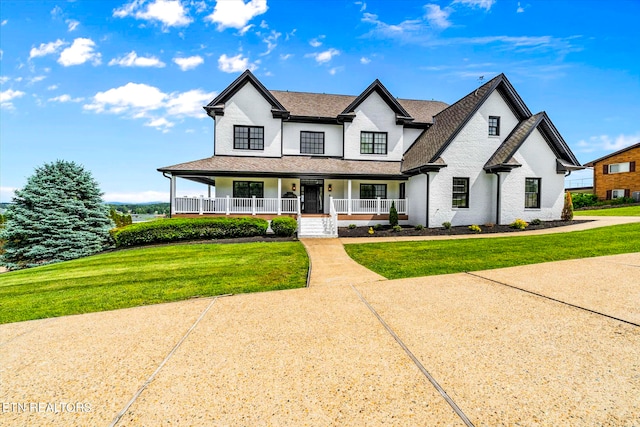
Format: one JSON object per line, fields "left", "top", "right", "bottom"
{"left": 111, "top": 217, "right": 268, "bottom": 247}
{"left": 348, "top": 223, "right": 357, "bottom": 229}
{"left": 270, "top": 217, "right": 298, "bottom": 237}
{"left": 392, "top": 225, "right": 402, "bottom": 232}
{"left": 414, "top": 224, "right": 424, "bottom": 230}
{"left": 561, "top": 191, "right": 574, "bottom": 221}
{"left": 389, "top": 201, "right": 399, "bottom": 227}
{"left": 442, "top": 221, "right": 452, "bottom": 230}
{"left": 468, "top": 224, "right": 482, "bottom": 233}
{"left": 510, "top": 218, "right": 528, "bottom": 230}
{"left": 571, "top": 193, "right": 598, "bottom": 209}
{"left": 531, "top": 218, "right": 542, "bottom": 225}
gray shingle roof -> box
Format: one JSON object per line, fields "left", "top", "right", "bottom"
{"left": 158, "top": 156, "right": 405, "bottom": 178}
{"left": 484, "top": 113, "right": 544, "bottom": 171}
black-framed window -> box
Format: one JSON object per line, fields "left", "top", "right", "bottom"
{"left": 360, "top": 131, "right": 387, "bottom": 154}
{"left": 300, "top": 131, "right": 325, "bottom": 154}
{"left": 399, "top": 182, "right": 406, "bottom": 199}
{"left": 360, "top": 184, "right": 387, "bottom": 199}
{"left": 525, "top": 178, "right": 541, "bottom": 208}
{"left": 488, "top": 116, "right": 500, "bottom": 136}
{"left": 452, "top": 177, "right": 469, "bottom": 208}
{"left": 234, "top": 125, "right": 264, "bottom": 150}
{"left": 233, "top": 181, "right": 264, "bottom": 198}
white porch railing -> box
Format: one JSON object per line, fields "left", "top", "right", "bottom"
{"left": 328, "top": 196, "right": 338, "bottom": 236}
{"left": 174, "top": 196, "right": 299, "bottom": 215}
{"left": 333, "top": 198, "right": 407, "bottom": 215}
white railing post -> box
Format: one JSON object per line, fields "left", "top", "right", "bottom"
{"left": 405, "top": 198, "right": 408, "bottom": 215}
{"left": 376, "top": 197, "right": 381, "bottom": 215}
{"left": 252, "top": 196, "right": 256, "bottom": 215}
{"left": 199, "top": 195, "right": 204, "bottom": 215}
{"left": 226, "top": 195, "right": 230, "bottom": 215}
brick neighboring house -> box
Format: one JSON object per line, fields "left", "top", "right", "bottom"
{"left": 584, "top": 142, "right": 639, "bottom": 201}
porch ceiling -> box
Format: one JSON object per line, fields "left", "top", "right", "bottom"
{"left": 159, "top": 156, "right": 407, "bottom": 180}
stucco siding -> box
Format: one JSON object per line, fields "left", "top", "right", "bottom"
{"left": 403, "top": 128, "right": 424, "bottom": 152}
{"left": 282, "top": 122, "right": 343, "bottom": 156}
{"left": 344, "top": 92, "right": 404, "bottom": 161}
{"left": 214, "top": 83, "right": 282, "bottom": 157}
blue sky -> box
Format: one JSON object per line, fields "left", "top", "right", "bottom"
{"left": 1, "top": 0, "right": 638, "bottom": 203}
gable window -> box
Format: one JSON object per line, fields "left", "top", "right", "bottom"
{"left": 607, "top": 162, "right": 632, "bottom": 174}
{"left": 360, "top": 184, "right": 387, "bottom": 199}
{"left": 360, "top": 131, "right": 387, "bottom": 155}
{"left": 488, "top": 116, "right": 500, "bottom": 136}
{"left": 452, "top": 177, "right": 469, "bottom": 208}
{"left": 300, "top": 131, "right": 325, "bottom": 154}
{"left": 525, "top": 178, "right": 541, "bottom": 209}
{"left": 234, "top": 125, "right": 264, "bottom": 150}
{"left": 233, "top": 181, "right": 264, "bottom": 198}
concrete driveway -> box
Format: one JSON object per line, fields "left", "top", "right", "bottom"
{"left": 1, "top": 219, "right": 639, "bottom": 426}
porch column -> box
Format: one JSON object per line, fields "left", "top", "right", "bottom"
{"left": 199, "top": 195, "right": 204, "bottom": 215}
{"left": 277, "top": 178, "right": 282, "bottom": 215}
{"left": 347, "top": 179, "right": 352, "bottom": 215}
{"left": 170, "top": 174, "right": 176, "bottom": 216}
{"left": 207, "top": 185, "right": 211, "bottom": 198}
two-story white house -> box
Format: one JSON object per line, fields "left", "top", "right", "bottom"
{"left": 158, "top": 70, "right": 582, "bottom": 236}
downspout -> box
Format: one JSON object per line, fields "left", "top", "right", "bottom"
{"left": 425, "top": 172, "right": 430, "bottom": 228}
{"left": 493, "top": 172, "right": 500, "bottom": 225}
{"left": 162, "top": 172, "right": 172, "bottom": 218}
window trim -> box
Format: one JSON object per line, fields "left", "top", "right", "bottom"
{"left": 232, "top": 181, "right": 264, "bottom": 198}
{"left": 360, "top": 184, "right": 387, "bottom": 199}
{"left": 300, "top": 131, "right": 325, "bottom": 155}
{"left": 488, "top": 116, "right": 500, "bottom": 136}
{"left": 233, "top": 125, "right": 265, "bottom": 150}
{"left": 360, "top": 131, "right": 388, "bottom": 155}
{"left": 452, "top": 177, "right": 469, "bottom": 208}
{"left": 525, "top": 177, "right": 541, "bottom": 209}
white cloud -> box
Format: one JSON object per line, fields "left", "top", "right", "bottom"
{"left": 305, "top": 48, "right": 340, "bottom": 64}
{"left": 29, "top": 39, "right": 66, "bottom": 59}
{"left": 47, "top": 84, "right": 58, "bottom": 90}
{"left": 66, "top": 19, "right": 80, "bottom": 31}
{"left": 51, "top": 5, "right": 63, "bottom": 17}
{"left": 102, "top": 190, "right": 169, "bottom": 203}
{"left": 453, "top": 0, "right": 496, "bottom": 10}
{"left": 192, "top": 0, "right": 208, "bottom": 14}
{"left": 58, "top": 38, "right": 101, "bottom": 66}
{"left": 280, "top": 53, "right": 292, "bottom": 60}
{"left": 360, "top": 57, "right": 371, "bottom": 64}
{"left": 48, "top": 94, "right": 84, "bottom": 103}
{"left": 238, "top": 23, "right": 254, "bottom": 35}
{"left": 0, "top": 49, "right": 3, "bottom": 60}
{"left": 109, "top": 51, "right": 166, "bottom": 67}
{"left": 0, "top": 76, "right": 10, "bottom": 84}
{"left": 1, "top": 19, "right": 8, "bottom": 26}
{"left": 83, "top": 82, "right": 214, "bottom": 131}
{"left": 329, "top": 66, "right": 343, "bottom": 75}
{"left": 0, "top": 89, "right": 26, "bottom": 109}
{"left": 355, "top": 1, "right": 366, "bottom": 12}
{"left": 206, "top": 0, "right": 267, "bottom": 30}
{"left": 576, "top": 132, "right": 640, "bottom": 154}
{"left": 516, "top": 2, "right": 524, "bottom": 13}
{"left": 362, "top": 12, "right": 423, "bottom": 38}
{"left": 425, "top": 4, "right": 452, "bottom": 29}
{"left": 166, "top": 89, "right": 216, "bottom": 116}
{"left": 218, "top": 53, "right": 255, "bottom": 72}
{"left": 173, "top": 55, "right": 204, "bottom": 70}
{"left": 309, "top": 36, "right": 324, "bottom": 47}
{"left": 28, "top": 75, "right": 47, "bottom": 84}
{"left": 260, "top": 30, "right": 281, "bottom": 56}
{"left": 114, "top": 0, "right": 192, "bottom": 28}
{"left": 0, "top": 186, "right": 17, "bottom": 203}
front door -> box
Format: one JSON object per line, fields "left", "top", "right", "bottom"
{"left": 303, "top": 185, "right": 319, "bottom": 213}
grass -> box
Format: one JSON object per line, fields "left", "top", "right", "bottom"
{"left": 574, "top": 205, "right": 640, "bottom": 216}
{"left": 0, "top": 241, "right": 308, "bottom": 324}
{"left": 344, "top": 223, "right": 640, "bottom": 280}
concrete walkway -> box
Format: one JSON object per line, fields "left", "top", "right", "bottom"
{"left": 1, "top": 217, "right": 639, "bottom": 426}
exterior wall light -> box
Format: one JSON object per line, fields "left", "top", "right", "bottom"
{"left": 292, "top": 183, "right": 296, "bottom": 191}
{"left": 328, "top": 184, "right": 332, "bottom": 192}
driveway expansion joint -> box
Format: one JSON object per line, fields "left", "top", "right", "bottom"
{"left": 349, "top": 283, "right": 476, "bottom": 427}
{"left": 466, "top": 272, "right": 640, "bottom": 328}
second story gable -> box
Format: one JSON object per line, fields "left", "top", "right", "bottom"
{"left": 204, "top": 70, "right": 448, "bottom": 160}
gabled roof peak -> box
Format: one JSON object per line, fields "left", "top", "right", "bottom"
{"left": 340, "top": 78, "right": 413, "bottom": 123}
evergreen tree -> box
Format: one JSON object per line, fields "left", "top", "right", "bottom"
{"left": 561, "top": 191, "right": 574, "bottom": 221}
{"left": 0, "top": 160, "right": 113, "bottom": 269}
{"left": 389, "top": 201, "right": 399, "bottom": 227}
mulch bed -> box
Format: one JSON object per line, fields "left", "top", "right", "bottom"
{"left": 338, "top": 220, "right": 592, "bottom": 238}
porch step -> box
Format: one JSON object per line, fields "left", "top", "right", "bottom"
{"left": 298, "top": 216, "right": 337, "bottom": 238}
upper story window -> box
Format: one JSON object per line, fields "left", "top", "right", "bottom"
{"left": 360, "top": 131, "right": 387, "bottom": 155}
{"left": 607, "top": 162, "right": 631, "bottom": 174}
{"left": 300, "top": 131, "right": 325, "bottom": 154}
{"left": 360, "top": 184, "right": 387, "bottom": 199}
{"left": 234, "top": 125, "right": 264, "bottom": 150}
{"left": 452, "top": 177, "right": 469, "bottom": 208}
{"left": 488, "top": 116, "right": 500, "bottom": 136}
{"left": 525, "top": 178, "right": 541, "bottom": 209}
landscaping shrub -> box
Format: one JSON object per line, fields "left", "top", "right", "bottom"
{"left": 392, "top": 225, "right": 402, "bottom": 232}
{"left": 442, "top": 221, "right": 452, "bottom": 230}
{"left": 531, "top": 218, "right": 542, "bottom": 226}
{"left": 561, "top": 191, "right": 574, "bottom": 221}
{"left": 468, "top": 224, "right": 482, "bottom": 233}
{"left": 571, "top": 193, "right": 598, "bottom": 209}
{"left": 111, "top": 217, "right": 268, "bottom": 247}
{"left": 373, "top": 223, "right": 382, "bottom": 230}
{"left": 110, "top": 208, "right": 132, "bottom": 228}
{"left": 348, "top": 224, "right": 357, "bottom": 229}
{"left": 414, "top": 224, "right": 424, "bottom": 230}
{"left": 270, "top": 217, "right": 298, "bottom": 237}
{"left": 510, "top": 218, "right": 528, "bottom": 230}
{"left": 389, "top": 201, "right": 399, "bottom": 227}
{"left": 368, "top": 227, "right": 375, "bottom": 235}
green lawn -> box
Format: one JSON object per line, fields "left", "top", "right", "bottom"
{"left": 575, "top": 205, "right": 640, "bottom": 216}
{"left": 344, "top": 223, "right": 640, "bottom": 280}
{"left": 0, "top": 241, "right": 308, "bottom": 324}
